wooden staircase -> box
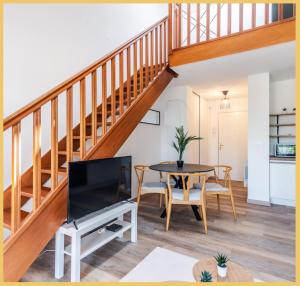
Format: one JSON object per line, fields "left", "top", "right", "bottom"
{"left": 3, "top": 16, "right": 178, "bottom": 281}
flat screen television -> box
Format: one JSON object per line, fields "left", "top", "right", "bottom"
{"left": 67, "top": 156, "right": 132, "bottom": 223}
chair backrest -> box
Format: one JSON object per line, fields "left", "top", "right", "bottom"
{"left": 159, "top": 161, "right": 176, "bottom": 164}
{"left": 166, "top": 172, "right": 207, "bottom": 203}
{"left": 212, "top": 165, "right": 232, "bottom": 188}
{"left": 134, "top": 165, "right": 149, "bottom": 186}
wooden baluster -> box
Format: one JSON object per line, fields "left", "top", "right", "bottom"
{"left": 139, "top": 37, "right": 144, "bottom": 93}
{"left": 278, "top": 4, "right": 283, "bottom": 21}
{"left": 178, "top": 4, "right": 182, "bottom": 48}
{"left": 155, "top": 27, "right": 158, "bottom": 76}
{"left": 168, "top": 4, "right": 173, "bottom": 55}
{"left": 150, "top": 30, "right": 154, "bottom": 80}
{"left": 206, "top": 4, "right": 210, "bottom": 41}
{"left": 164, "top": 21, "right": 167, "bottom": 66}
{"left": 33, "top": 108, "right": 41, "bottom": 210}
{"left": 217, "top": 4, "right": 221, "bottom": 37}
{"left": 133, "top": 42, "right": 138, "bottom": 99}
{"left": 252, "top": 4, "right": 256, "bottom": 28}
{"left": 119, "top": 51, "right": 124, "bottom": 115}
{"left": 11, "top": 122, "right": 21, "bottom": 233}
{"left": 159, "top": 24, "right": 162, "bottom": 71}
{"left": 228, "top": 4, "right": 232, "bottom": 35}
{"left": 91, "top": 71, "right": 97, "bottom": 145}
{"left": 265, "top": 4, "right": 269, "bottom": 25}
{"left": 173, "top": 6, "right": 177, "bottom": 49}
{"left": 293, "top": 4, "right": 295, "bottom": 17}
{"left": 126, "top": 47, "right": 131, "bottom": 107}
{"left": 111, "top": 57, "right": 116, "bottom": 124}
{"left": 196, "top": 4, "right": 200, "bottom": 42}
{"left": 239, "top": 4, "right": 244, "bottom": 32}
{"left": 66, "top": 87, "right": 73, "bottom": 162}
{"left": 187, "top": 3, "right": 191, "bottom": 46}
{"left": 80, "top": 79, "right": 86, "bottom": 159}
{"left": 102, "top": 63, "right": 107, "bottom": 134}
{"left": 51, "top": 97, "right": 58, "bottom": 190}
{"left": 145, "top": 34, "right": 149, "bottom": 86}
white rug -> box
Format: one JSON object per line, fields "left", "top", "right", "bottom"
{"left": 120, "top": 247, "right": 262, "bottom": 282}
{"left": 120, "top": 247, "right": 198, "bottom": 282}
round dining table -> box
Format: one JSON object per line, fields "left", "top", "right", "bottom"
{"left": 149, "top": 163, "right": 214, "bottom": 221}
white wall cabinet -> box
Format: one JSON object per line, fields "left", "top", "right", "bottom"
{"left": 270, "top": 161, "right": 296, "bottom": 207}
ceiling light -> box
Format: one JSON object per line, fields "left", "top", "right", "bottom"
{"left": 220, "top": 90, "right": 230, "bottom": 109}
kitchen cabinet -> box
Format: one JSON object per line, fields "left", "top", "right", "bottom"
{"left": 269, "top": 160, "right": 296, "bottom": 207}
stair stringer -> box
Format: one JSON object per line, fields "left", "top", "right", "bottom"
{"left": 3, "top": 66, "right": 177, "bottom": 282}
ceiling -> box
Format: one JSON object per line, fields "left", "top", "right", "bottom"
{"left": 170, "top": 41, "right": 296, "bottom": 99}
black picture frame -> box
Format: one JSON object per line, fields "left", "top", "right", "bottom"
{"left": 140, "top": 109, "right": 160, "bottom": 126}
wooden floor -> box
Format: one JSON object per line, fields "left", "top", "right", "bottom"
{"left": 22, "top": 182, "right": 295, "bottom": 282}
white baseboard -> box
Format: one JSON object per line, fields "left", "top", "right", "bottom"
{"left": 270, "top": 197, "right": 295, "bottom": 207}
{"left": 247, "top": 199, "right": 271, "bottom": 206}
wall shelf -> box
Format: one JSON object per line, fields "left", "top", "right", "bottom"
{"left": 270, "top": 112, "right": 296, "bottom": 116}
{"left": 270, "top": 124, "right": 296, "bottom": 127}
{"left": 269, "top": 113, "right": 296, "bottom": 143}
{"left": 270, "top": 135, "right": 295, "bottom": 138}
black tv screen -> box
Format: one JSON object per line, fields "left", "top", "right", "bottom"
{"left": 67, "top": 156, "right": 132, "bottom": 223}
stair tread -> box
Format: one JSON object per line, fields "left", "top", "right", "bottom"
{"left": 41, "top": 167, "right": 67, "bottom": 175}
{"left": 86, "top": 121, "right": 112, "bottom": 127}
{"left": 21, "top": 186, "right": 51, "bottom": 199}
{"left": 3, "top": 209, "right": 30, "bottom": 229}
{"left": 73, "top": 135, "right": 102, "bottom": 140}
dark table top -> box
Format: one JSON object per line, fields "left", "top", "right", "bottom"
{"left": 149, "top": 163, "right": 214, "bottom": 173}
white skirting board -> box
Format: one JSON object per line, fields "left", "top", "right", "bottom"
{"left": 270, "top": 197, "right": 295, "bottom": 207}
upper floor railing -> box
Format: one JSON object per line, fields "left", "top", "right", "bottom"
{"left": 168, "top": 3, "right": 296, "bottom": 50}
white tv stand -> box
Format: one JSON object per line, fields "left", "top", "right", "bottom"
{"left": 55, "top": 201, "right": 137, "bottom": 282}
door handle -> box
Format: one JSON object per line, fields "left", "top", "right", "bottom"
{"left": 219, "top": 144, "right": 224, "bottom": 151}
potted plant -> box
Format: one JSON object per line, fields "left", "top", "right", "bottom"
{"left": 214, "top": 253, "right": 229, "bottom": 278}
{"left": 199, "top": 270, "right": 213, "bottom": 282}
{"left": 172, "top": 126, "right": 202, "bottom": 168}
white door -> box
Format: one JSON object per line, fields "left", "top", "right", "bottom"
{"left": 218, "top": 112, "right": 248, "bottom": 181}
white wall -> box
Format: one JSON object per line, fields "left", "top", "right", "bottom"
{"left": 4, "top": 4, "right": 167, "bottom": 116}
{"left": 3, "top": 4, "right": 167, "bottom": 188}
{"left": 159, "top": 85, "right": 190, "bottom": 162}
{"left": 269, "top": 78, "right": 296, "bottom": 153}
{"left": 248, "top": 73, "right": 270, "bottom": 205}
{"left": 116, "top": 100, "right": 164, "bottom": 198}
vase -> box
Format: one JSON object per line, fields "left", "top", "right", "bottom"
{"left": 217, "top": 265, "right": 227, "bottom": 278}
{"left": 176, "top": 160, "right": 184, "bottom": 168}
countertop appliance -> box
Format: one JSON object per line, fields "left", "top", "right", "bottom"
{"left": 275, "top": 143, "right": 296, "bottom": 158}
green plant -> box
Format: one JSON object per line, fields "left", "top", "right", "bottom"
{"left": 214, "top": 253, "right": 229, "bottom": 268}
{"left": 200, "top": 270, "right": 213, "bottom": 282}
{"left": 172, "top": 126, "right": 202, "bottom": 161}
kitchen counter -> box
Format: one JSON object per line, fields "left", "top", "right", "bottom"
{"left": 269, "top": 156, "right": 295, "bottom": 162}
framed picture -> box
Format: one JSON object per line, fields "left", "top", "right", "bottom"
{"left": 140, "top": 109, "right": 160, "bottom": 126}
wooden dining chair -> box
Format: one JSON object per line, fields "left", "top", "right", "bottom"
{"left": 165, "top": 172, "right": 208, "bottom": 234}
{"left": 195, "top": 165, "right": 237, "bottom": 220}
{"left": 134, "top": 165, "right": 168, "bottom": 209}
{"left": 158, "top": 161, "right": 176, "bottom": 207}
